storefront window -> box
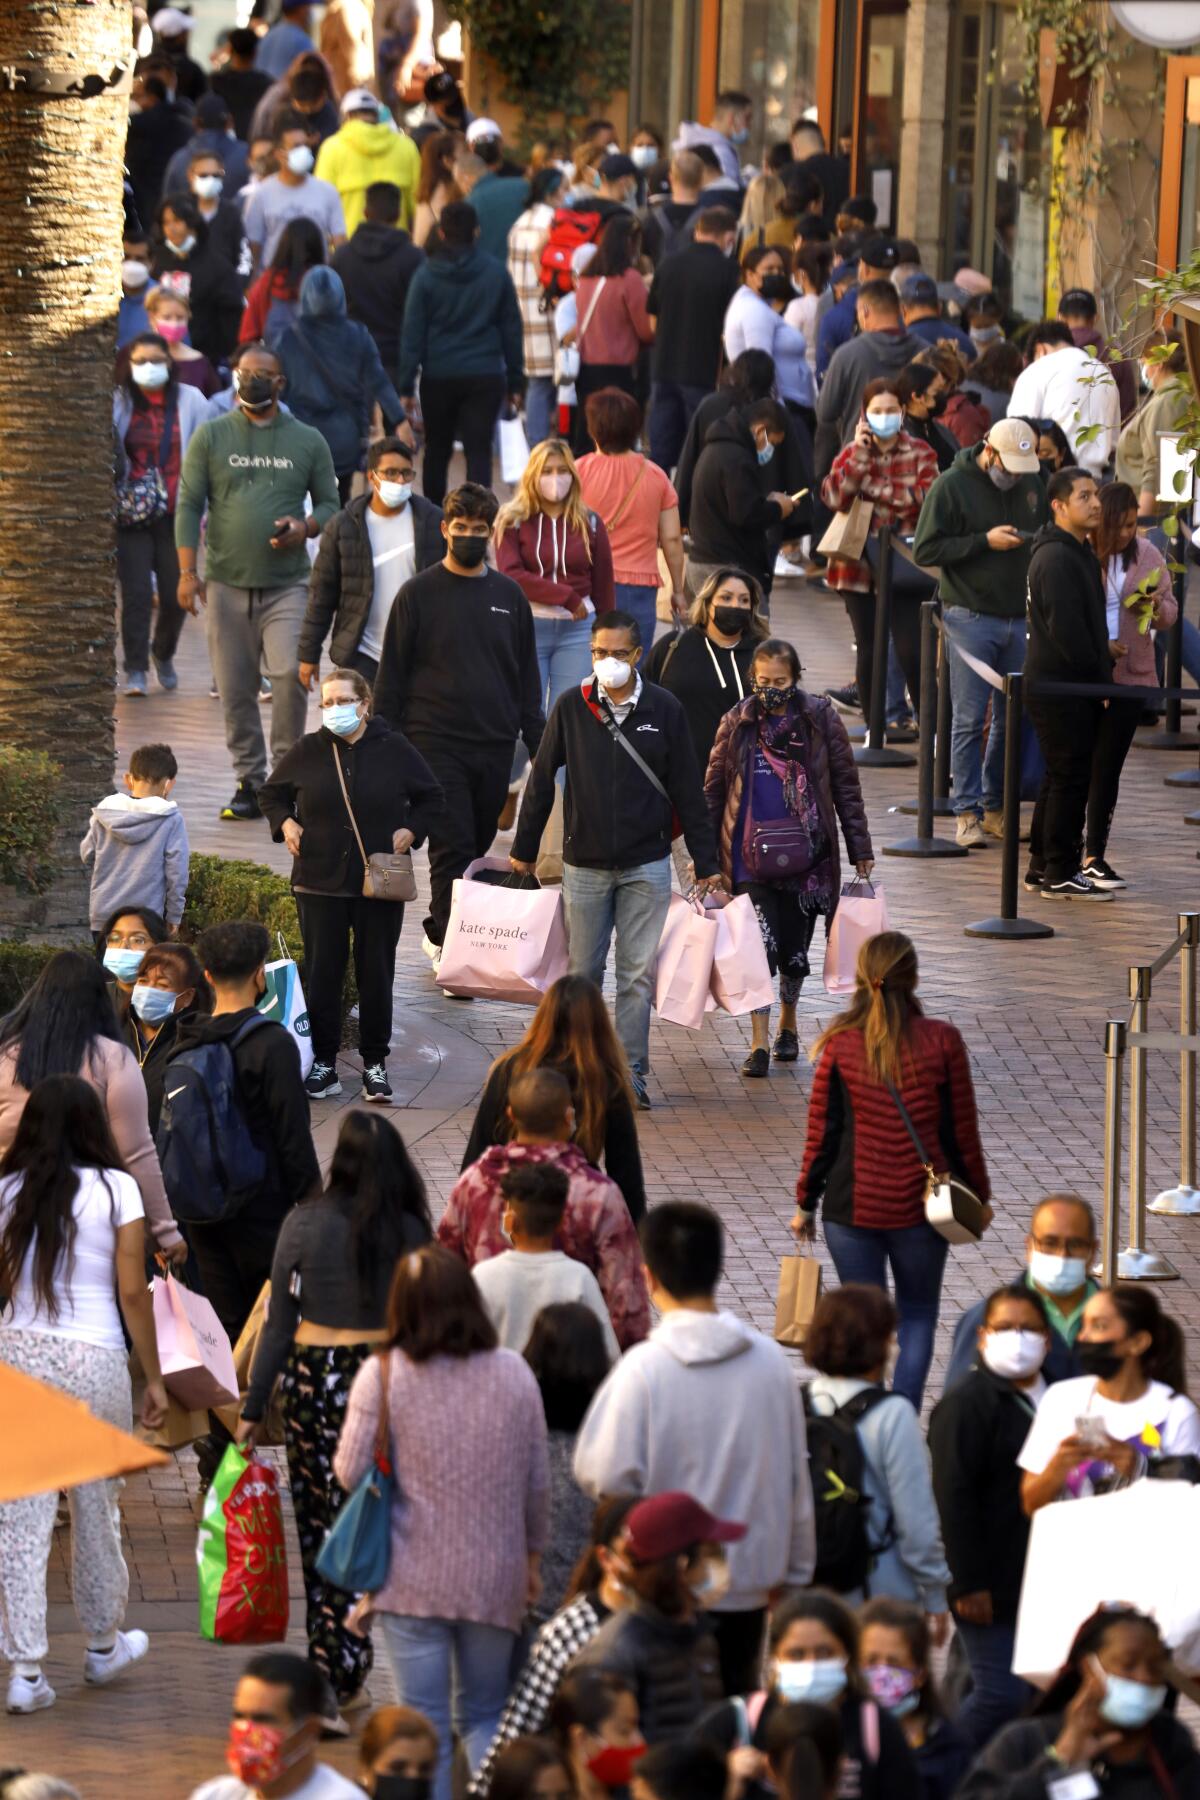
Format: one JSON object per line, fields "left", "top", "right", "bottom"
{"left": 718, "top": 0, "right": 820, "bottom": 153}
{"left": 857, "top": 4, "right": 907, "bottom": 230}
{"left": 632, "top": 0, "right": 699, "bottom": 141}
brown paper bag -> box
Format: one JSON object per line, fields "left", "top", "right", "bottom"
{"left": 774, "top": 1252, "right": 822, "bottom": 1348}
{"left": 213, "top": 1281, "right": 287, "bottom": 1447}
{"left": 142, "top": 1393, "right": 211, "bottom": 1450}
{"left": 817, "top": 496, "right": 874, "bottom": 562}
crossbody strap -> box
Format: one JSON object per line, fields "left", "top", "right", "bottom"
{"left": 577, "top": 276, "right": 607, "bottom": 348}
{"left": 883, "top": 1078, "right": 935, "bottom": 1173}
{"left": 375, "top": 1349, "right": 392, "bottom": 1472}
{"left": 602, "top": 457, "right": 647, "bottom": 535}
{"left": 594, "top": 697, "right": 671, "bottom": 805}
{"left": 330, "top": 741, "right": 368, "bottom": 870}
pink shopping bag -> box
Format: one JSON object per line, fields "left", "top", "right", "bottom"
{"left": 707, "top": 893, "right": 776, "bottom": 1015}
{"left": 437, "top": 857, "right": 568, "bottom": 1003}
{"left": 655, "top": 893, "right": 718, "bottom": 1030}
{"left": 152, "top": 1274, "right": 239, "bottom": 1411}
{"left": 822, "top": 880, "right": 890, "bottom": 994}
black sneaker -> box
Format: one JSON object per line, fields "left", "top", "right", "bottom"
{"left": 1082, "top": 857, "right": 1127, "bottom": 890}
{"left": 1023, "top": 865, "right": 1045, "bottom": 892}
{"left": 773, "top": 1029, "right": 800, "bottom": 1062}
{"left": 630, "top": 1072, "right": 651, "bottom": 1111}
{"left": 362, "top": 1063, "right": 393, "bottom": 1103}
{"left": 741, "top": 1047, "right": 770, "bottom": 1078}
{"left": 305, "top": 1060, "right": 343, "bottom": 1098}
{"left": 220, "top": 780, "right": 261, "bottom": 821}
{"left": 825, "top": 683, "right": 860, "bottom": 714}
{"left": 1041, "top": 871, "right": 1114, "bottom": 901}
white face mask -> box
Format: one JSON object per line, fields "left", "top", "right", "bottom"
{"left": 130, "top": 360, "right": 170, "bottom": 389}
{"left": 193, "top": 174, "right": 223, "bottom": 201}
{"left": 594, "top": 655, "right": 633, "bottom": 691}
{"left": 286, "top": 144, "right": 314, "bottom": 176}
{"left": 630, "top": 144, "right": 657, "bottom": 169}
{"left": 1029, "top": 1249, "right": 1089, "bottom": 1296}
{"left": 165, "top": 234, "right": 196, "bottom": 257}
{"left": 376, "top": 478, "right": 412, "bottom": 509}
{"left": 775, "top": 1658, "right": 847, "bottom": 1706}
{"left": 981, "top": 1328, "right": 1047, "bottom": 1382}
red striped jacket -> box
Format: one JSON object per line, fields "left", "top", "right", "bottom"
{"left": 796, "top": 1014, "right": 990, "bottom": 1229}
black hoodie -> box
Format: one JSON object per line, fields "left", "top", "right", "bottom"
{"left": 687, "top": 414, "right": 786, "bottom": 584}
{"left": 167, "top": 1007, "right": 320, "bottom": 1225}
{"left": 332, "top": 222, "right": 425, "bottom": 378}
{"left": 1024, "top": 522, "right": 1112, "bottom": 690}
{"left": 928, "top": 1362, "right": 1039, "bottom": 1622}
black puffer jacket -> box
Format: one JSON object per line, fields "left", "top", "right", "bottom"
{"left": 300, "top": 492, "right": 445, "bottom": 668}
{"left": 574, "top": 1606, "right": 723, "bottom": 1742}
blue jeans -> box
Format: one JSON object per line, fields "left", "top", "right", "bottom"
{"left": 648, "top": 379, "right": 710, "bottom": 472}
{"left": 525, "top": 376, "right": 556, "bottom": 451}
{"left": 821, "top": 1218, "right": 949, "bottom": 1410}
{"left": 562, "top": 856, "right": 672, "bottom": 1074}
{"left": 511, "top": 612, "right": 594, "bottom": 784}
{"left": 614, "top": 581, "right": 659, "bottom": 654}
{"left": 942, "top": 607, "right": 1028, "bottom": 816}
{"left": 955, "top": 1619, "right": 1034, "bottom": 1751}
{"left": 379, "top": 1614, "right": 516, "bottom": 1800}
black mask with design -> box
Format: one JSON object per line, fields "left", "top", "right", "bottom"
{"left": 755, "top": 683, "right": 794, "bottom": 711}
{"left": 1076, "top": 1341, "right": 1127, "bottom": 1381}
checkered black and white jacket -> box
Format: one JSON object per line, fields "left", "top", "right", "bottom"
{"left": 468, "top": 1594, "right": 605, "bottom": 1795}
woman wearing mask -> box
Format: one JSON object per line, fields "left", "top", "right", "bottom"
{"left": 913, "top": 343, "right": 989, "bottom": 446}
{"left": 524, "top": 1303, "right": 613, "bottom": 1624}
{"left": 258, "top": 666, "right": 443, "bottom": 1105}
{"left": 1083, "top": 482, "right": 1175, "bottom": 892}
{"left": 1019, "top": 1285, "right": 1200, "bottom": 1513}
{"left": 128, "top": 943, "right": 212, "bottom": 1135}
{"left": 550, "top": 1670, "right": 645, "bottom": 1800}
{"left": 958, "top": 1607, "right": 1200, "bottom": 1800}
{"left": 578, "top": 388, "right": 687, "bottom": 650}
{"left": 644, "top": 567, "right": 768, "bottom": 773}
{"left": 462, "top": 975, "right": 646, "bottom": 1221}
{"left": 794, "top": 932, "right": 991, "bottom": 1410}
{"left": 333, "top": 1247, "right": 549, "bottom": 1800}
{"left": 805, "top": 1286, "right": 951, "bottom": 1625}
{"left": 239, "top": 1111, "right": 432, "bottom": 1709}
{"left": 969, "top": 341, "right": 1024, "bottom": 433}
{"left": 359, "top": 1707, "right": 439, "bottom": 1800}
{"left": 858, "top": 1601, "right": 970, "bottom": 1800}
{"left": 471, "top": 1496, "right": 637, "bottom": 1796}
{"left": 895, "top": 364, "right": 957, "bottom": 473}
{"left": 240, "top": 216, "right": 327, "bottom": 348}
{"left": 819, "top": 379, "right": 938, "bottom": 740}
{"left": 113, "top": 332, "right": 209, "bottom": 697}
{"left": 705, "top": 637, "right": 873, "bottom": 1077}
{"left": 571, "top": 214, "right": 655, "bottom": 451}
{"left": 759, "top": 1702, "right": 843, "bottom": 1800}
{"left": 495, "top": 439, "right": 616, "bottom": 710}
{"left": 963, "top": 292, "right": 1005, "bottom": 353}
{"left": 1034, "top": 418, "right": 1072, "bottom": 478}
{"left": 724, "top": 246, "right": 815, "bottom": 428}
{"left": 96, "top": 906, "right": 169, "bottom": 1047}
{"left": 700, "top": 1591, "right": 921, "bottom": 1800}
{"left": 413, "top": 131, "right": 462, "bottom": 248}
{"left": 1117, "top": 332, "right": 1190, "bottom": 517}
{"left": 0, "top": 1077, "right": 168, "bottom": 1714}
{"left": 141, "top": 287, "right": 220, "bottom": 396}
{"left": 784, "top": 243, "right": 834, "bottom": 379}
{"left": 928, "top": 1283, "right": 1051, "bottom": 1748}
{"left": 148, "top": 195, "right": 243, "bottom": 363}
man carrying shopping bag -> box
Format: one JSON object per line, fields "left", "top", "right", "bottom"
{"left": 511, "top": 610, "right": 725, "bottom": 1110}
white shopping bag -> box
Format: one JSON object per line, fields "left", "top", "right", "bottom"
{"left": 256, "top": 955, "right": 313, "bottom": 1078}
{"left": 499, "top": 414, "right": 531, "bottom": 484}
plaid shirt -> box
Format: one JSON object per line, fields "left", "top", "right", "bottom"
{"left": 469, "top": 1594, "right": 605, "bottom": 1794}
{"left": 508, "top": 202, "right": 557, "bottom": 380}
{"left": 820, "top": 433, "right": 939, "bottom": 593}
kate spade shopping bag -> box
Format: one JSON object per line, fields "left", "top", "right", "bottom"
{"left": 822, "top": 880, "right": 890, "bottom": 995}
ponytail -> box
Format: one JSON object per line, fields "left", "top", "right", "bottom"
{"left": 1110, "top": 1284, "right": 1188, "bottom": 1395}
{"left": 810, "top": 930, "right": 922, "bottom": 1086}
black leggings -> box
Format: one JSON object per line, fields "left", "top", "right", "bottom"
{"left": 1085, "top": 697, "right": 1142, "bottom": 861}
{"left": 419, "top": 371, "right": 506, "bottom": 506}
{"left": 841, "top": 587, "right": 923, "bottom": 721}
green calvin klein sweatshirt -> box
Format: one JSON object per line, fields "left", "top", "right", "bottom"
{"left": 175, "top": 407, "right": 339, "bottom": 590}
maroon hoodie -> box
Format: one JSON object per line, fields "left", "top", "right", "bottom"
{"left": 496, "top": 511, "right": 616, "bottom": 615}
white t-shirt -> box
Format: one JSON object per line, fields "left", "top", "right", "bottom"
{"left": 1105, "top": 561, "right": 1124, "bottom": 639}
{"left": 472, "top": 1249, "right": 620, "bottom": 1359}
{"left": 1018, "top": 1373, "right": 1200, "bottom": 1496}
{"left": 359, "top": 500, "right": 416, "bottom": 660}
{"left": 243, "top": 174, "right": 346, "bottom": 265}
{"left": 0, "top": 1166, "right": 143, "bottom": 1352}
{"left": 191, "top": 1765, "right": 362, "bottom": 1800}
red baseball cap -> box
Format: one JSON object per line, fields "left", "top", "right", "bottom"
{"left": 624, "top": 1492, "right": 747, "bottom": 1563}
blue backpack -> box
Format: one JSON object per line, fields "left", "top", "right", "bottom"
{"left": 263, "top": 292, "right": 298, "bottom": 350}
{"left": 157, "top": 1016, "right": 273, "bottom": 1224}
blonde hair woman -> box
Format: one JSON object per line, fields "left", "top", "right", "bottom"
{"left": 494, "top": 439, "right": 616, "bottom": 709}
{"left": 792, "top": 931, "right": 992, "bottom": 1409}
{"left": 737, "top": 172, "right": 792, "bottom": 263}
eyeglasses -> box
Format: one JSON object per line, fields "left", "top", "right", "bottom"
{"left": 1031, "top": 1235, "right": 1093, "bottom": 1256}
{"left": 318, "top": 697, "right": 360, "bottom": 710}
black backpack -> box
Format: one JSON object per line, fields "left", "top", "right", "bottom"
{"left": 802, "top": 1384, "right": 894, "bottom": 1593}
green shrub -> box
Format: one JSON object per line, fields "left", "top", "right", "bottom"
{"left": 0, "top": 940, "right": 85, "bottom": 1015}
{"left": 0, "top": 746, "right": 63, "bottom": 895}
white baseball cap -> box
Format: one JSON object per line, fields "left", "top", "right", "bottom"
{"left": 465, "top": 117, "right": 501, "bottom": 146}
{"left": 340, "top": 87, "right": 379, "bottom": 117}
{"left": 154, "top": 7, "right": 193, "bottom": 33}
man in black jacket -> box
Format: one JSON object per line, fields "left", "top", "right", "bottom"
{"left": 332, "top": 182, "right": 425, "bottom": 384}
{"left": 688, "top": 399, "right": 798, "bottom": 596}
{"left": 298, "top": 437, "right": 443, "bottom": 688}
{"left": 1024, "top": 466, "right": 1115, "bottom": 900}
{"left": 374, "top": 483, "right": 544, "bottom": 957}
{"left": 510, "top": 611, "right": 723, "bottom": 1109}
{"left": 647, "top": 206, "right": 741, "bottom": 474}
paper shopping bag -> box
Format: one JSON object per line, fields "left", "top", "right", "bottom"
{"left": 774, "top": 1252, "right": 822, "bottom": 1348}
{"left": 817, "top": 495, "right": 874, "bottom": 561}
{"left": 437, "top": 857, "right": 568, "bottom": 1002}
{"left": 823, "top": 881, "right": 890, "bottom": 994}
{"left": 213, "top": 1281, "right": 287, "bottom": 1448}
{"left": 707, "top": 893, "right": 776, "bottom": 1015}
{"left": 142, "top": 1391, "right": 211, "bottom": 1450}
{"left": 654, "top": 893, "right": 718, "bottom": 1030}
{"left": 197, "top": 1443, "right": 289, "bottom": 1644}
{"left": 152, "top": 1274, "right": 239, "bottom": 1411}
{"left": 256, "top": 955, "right": 313, "bottom": 1079}
{"left": 499, "top": 414, "right": 531, "bottom": 484}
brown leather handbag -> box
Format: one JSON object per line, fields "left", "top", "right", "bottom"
{"left": 331, "top": 743, "right": 417, "bottom": 902}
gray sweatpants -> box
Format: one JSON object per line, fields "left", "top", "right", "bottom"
{"left": 206, "top": 580, "right": 309, "bottom": 788}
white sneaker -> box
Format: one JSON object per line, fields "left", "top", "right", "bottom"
{"left": 420, "top": 934, "right": 441, "bottom": 970}
{"left": 7, "top": 1670, "right": 56, "bottom": 1713}
{"left": 84, "top": 1629, "right": 149, "bottom": 1686}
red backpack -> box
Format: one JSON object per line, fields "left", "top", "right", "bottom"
{"left": 538, "top": 207, "right": 603, "bottom": 309}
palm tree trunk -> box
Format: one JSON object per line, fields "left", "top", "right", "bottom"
{"left": 0, "top": 1, "right": 130, "bottom": 932}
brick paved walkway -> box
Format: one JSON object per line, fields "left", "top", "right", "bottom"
{"left": 20, "top": 566, "right": 1200, "bottom": 1794}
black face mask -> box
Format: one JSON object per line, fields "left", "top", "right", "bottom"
{"left": 375, "top": 1778, "right": 433, "bottom": 1800}
{"left": 755, "top": 683, "right": 794, "bottom": 711}
{"left": 1077, "top": 1341, "right": 1127, "bottom": 1381}
{"left": 758, "top": 272, "right": 791, "bottom": 303}
{"left": 929, "top": 394, "right": 948, "bottom": 417}
{"left": 449, "top": 533, "right": 489, "bottom": 568}
{"left": 237, "top": 373, "right": 276, "bottom": 411}
{"left": 712, "top": 604, "right": 748, "bottom": 635}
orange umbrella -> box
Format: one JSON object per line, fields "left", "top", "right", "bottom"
{"left": 0, "top": 1358, "right": 167, "bottom": 1500}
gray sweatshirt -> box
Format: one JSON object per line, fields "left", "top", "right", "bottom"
{"left": 80, "top": 794, "right": 189, "bottom": 931}
{"left": 573, "top": 1308, "right": 817, "bottom": 1610}
{"left": 814, "top": 327, "right": 927, "bottom": 478}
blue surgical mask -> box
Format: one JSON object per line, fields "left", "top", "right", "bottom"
{"left": 1029, "top": 1249, "right": 1089, "bottom": 1295}
{"left": 103, "top": 947, "right": 145, "bottom": 984}
{"left": 323, "top": 703, "right": 362, "bottom": 738}
{"left": 756, "top": 440, "right": 775, "bottom": 466}
{"left": 286, "top": 144, "right": 314, "bottom": 176}
{"left": 131, "top": 982, "right": 178, "bottom": 1024}
{"left": 729, "top": 126, "right": 750, "bottom": 145}
{"left": 630, "top": 144, "right": 657, "bottom": 170}
{"left": 775, "top": 1658, "right": 847, "bottom": 1706}
{"left": 866, "top": 410, "right": 903, "bottom": 439}
{"left": 1094, "top": 1661, "right": 1167, "bottom": 1731}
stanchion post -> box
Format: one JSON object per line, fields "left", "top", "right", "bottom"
{"left": 1101, "top": 1018, "right": 1127, "bottom": 1288}
{"left": 1139, "top": 554, "right": 1194, "bottom": 752}
{"left": 854, "top": 525, "right": 917, "bottom": 769}
{"left": 1182, "top": 913, "right": 1198, "bottom": 1193}
{"left": 934, "top": 632, "right": 954, "bottom": 812}
{"left": 1119, "top": 962, "right": 1179, "bottom": 1280}
{"left": 964, "top": 672, "right": 1054, "bottom": 940}
{"left": 883, "top": 601, "right": 967, "bottom": 858}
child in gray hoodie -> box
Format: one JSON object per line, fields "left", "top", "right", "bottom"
{"left": 81, "top": 742, "right": 189, "bottom": 935}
